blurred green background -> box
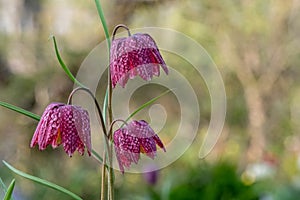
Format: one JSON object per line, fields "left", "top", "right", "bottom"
{"left": 1, "top": 0, "right": 300, "bottom": 199}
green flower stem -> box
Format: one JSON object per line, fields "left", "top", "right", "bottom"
{"left": 67, "top": 87, "right": 107, "bottom": 135}
{"left": 93, "top": 1, "right": 114, "bottom": 199}
{"left": 107, "top": 58, "right": 114, "bottom": 200}
{"left": 100, "top": 149, "right": 107, "bottom": 200}
{"left": 67, "top": 87, "right": 111, "bottom": 199}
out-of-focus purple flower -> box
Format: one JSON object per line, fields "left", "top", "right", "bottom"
{"left": 110, "top": 33, "right": 168, "bottom": 88}
{"left": 30, "top": 103, "right": 91, "bottom": 157}
{"left": 113, "top": 120, "right": 166, "bottom": 173}
{"left": 143, "top": 164, "right": 159, "bottom": 185}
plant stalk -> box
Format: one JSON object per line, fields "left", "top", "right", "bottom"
{"left": 100, "top": 150, "right": 107, "bottom": 200}
{"left": 93, "top": 0, "right": 114, "bottom": 199}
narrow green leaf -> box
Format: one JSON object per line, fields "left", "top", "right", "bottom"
{"left": 92, "top": 149, "right": 103, "bottom": 164}
{"left": 94, "top": 0, "right": 111, "bottom": 49}
{"left": 0, "top": 178, "right": 6, "bottom": 192}
{"left": 3, "top": 179, "right": 15, "bottom": 200}
{"left": 0, "top": 178, "right": 12, "bottom": 200}
{"left": 94, "top": 0, "right": 110, "bottom": 126}
{"left": 125, "top": 89, "right": 172, "bottom": 122}
{"left": 3, "top": 161, "right": 83, "bottom": 200}
{"left": 102, "top": 88, "right": 108, "bottom": 125}
{"left": 0, "top": 101, "right": 40, "bottom": 121}
{"left": 50, "top": 36, "right": 85, "bottom": 88}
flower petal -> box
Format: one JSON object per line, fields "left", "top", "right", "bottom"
{"left": 113, "top": 120, "right": 166, "bottom": 173}
{"left": 30, "top": 103, "right": 64, "bottom": 150}
{"left": 73, "top": 106, "right": 92, "bottom": 156}
{"left": 60, "top": 105, "right": 86, "bottom": 156}
{"left": 114, "top": 128, "right": 140, "bottom": 173}
{"left": 140, "top": 137, "right": 157, "bottom": 159}
{"left": 110, "top": 32, "right": 168, "bottom": 88}
{"left": 153, "top": 134, "right": 166, "bottom": 152}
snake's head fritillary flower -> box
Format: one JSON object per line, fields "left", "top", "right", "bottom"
{"left": 113, "top": 120, "right": 166, "bottom": 173}
{"left": 110, "top": 31, "right": 168, "bottom": 88}
{"left": 30, "top": 103, "right": 91, "bottom": 157}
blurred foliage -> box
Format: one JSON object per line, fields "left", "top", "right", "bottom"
{"left": 168, "top": 162, "right": 258, "bottom": 200}
{"left": 1, "top": 0, "right": 300, "bottom": 199}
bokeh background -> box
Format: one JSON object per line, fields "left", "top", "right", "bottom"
{"left": 1, "top": 0, "right": 300, "bottom": 199}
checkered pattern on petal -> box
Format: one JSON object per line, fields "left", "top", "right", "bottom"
{"left": 30, "top": 103, "right": 64, "bottom": 150}
{"left": 110, "top": 33, "right": 168, "bottom": 88}
{"left": 73, "top": 106, "right": 91, "bottom": 156}
{"left": 30, "top": 103, "right": 91, "bottom": 157}
{"left": 114, "top": 128, "right": 140, "bottom": 173}
{"left": 113, "top": 120, "right": 166, "bottom": 173}
{"left": 60, "top": 105, "right": 87, "bottom": 157}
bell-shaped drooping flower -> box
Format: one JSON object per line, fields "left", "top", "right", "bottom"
{"left": 110, "top": 25, "right": 168, "bottom": 88}
{"left": 30, "top": 103, "right": 91, "bottom": 157}
{"left": 113, "top": 120, "right": 166, "bottom": 173}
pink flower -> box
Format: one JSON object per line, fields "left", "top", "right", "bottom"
{"left": 110, "top": 33, "right": 168, "bottom": 88}
{"left": 30, "top": 103, "right": 91, "bottom": 157}
{"left": 113, "top": 120, "right": 166, "bottom": 173}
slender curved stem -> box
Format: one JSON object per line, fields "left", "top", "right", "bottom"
{"left": 112, "top": 24, "right": 131, "bottom": 41}
{"left": 100, "top": 150, "right": 107, "bottom": 200}
{"left": 67, "top": 87, "right": 112, "bottom": 199}
{"left": 93, "top": 2, "right": 119, "bottom": 199}
{"left": 107, "top": 119, "right": 128, "bottom": 138}
{"left": 67, "top": 87, "right": 107, "bottom": 136}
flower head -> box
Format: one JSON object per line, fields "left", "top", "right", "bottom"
{"left": 110, "top": 33, "right": 168, "bottom": 88}
{"left": 30, "top": 103, "right": 91, "bottom": 156}
{"left": 113, "top": 120, "right": 166, "bottom": 173}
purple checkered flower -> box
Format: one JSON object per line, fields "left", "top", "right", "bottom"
{"left": 113, "top": 120, "right": 166, "bottom": 173}
{"left": 110, "top": 33, "right": 168, "bottom": 88}
{"left": 30, "top": 103, "right": 91, "bottom": 157}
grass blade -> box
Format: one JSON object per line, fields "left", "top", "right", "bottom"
{"left": 102, "top": 88, "right": 108, "bottom": 125}
{"left": 125, "top": 89, "right": 172, "bottom": 122}
{"left": 92, "top": 149, "right": 104, "bottom": 164}
{"left": 0, "top": 101, "right": 40, "bottom": 121}
{"left": 3, "top": 161, "right": 83, "bottom": 200}
{"left": 3, "top": 179, "right": 15, "bottom": 200}
{"left": 0, "top": 178, "right": 14, "bottom": 200}
{"left": 94, "top": 0, "right": 111, "bottom": 49}
{"left": 50, "top": 36, "right": 85, "bottom": 88}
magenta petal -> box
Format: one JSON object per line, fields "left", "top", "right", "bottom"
{"left": 113, "top": 120, "right": 166, "bottom": 173}
{"left": 114, "top": 129, "right": 138, "bottom": 173}
{"left": 114, "top": 128, "right": 141, "bottom": 173}
{"left": 60, "top": 106, "right": 78, "bottom": 156}
{"left": 60, "top": 105, "right": 90, "bottom": 157}
{"left": 153, "top": 135, "right": 166, "bottom": 152}
{"left": 73, "top": 106, "right": 92, "bottom": 156}
{"left": 30, "top": 103, "right": 91, "bottom": 157}
{"left": 30, "top": 103, "right": 64, "bottom": 150}
{"left": 136, "top": 64, "right": 154, "bottom": 81}
{"left": 110, "top": 32, "right": 168, "bottom": 88}
{"left": 44, "top": 107, "right": 62, "bottom": 149}
{"left": 140, "top": 137, "right": 157, "bottom": 159}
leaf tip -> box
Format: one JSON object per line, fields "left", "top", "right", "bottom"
{"left": 48, "top": 35, "right": 55, "bottom": 41}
